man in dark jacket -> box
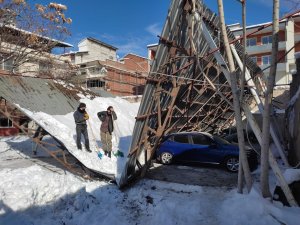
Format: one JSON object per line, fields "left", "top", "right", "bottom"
{"left": 97, "top": 106, "right": 117, "bottom": 158}
{"left": 73, "top": 103, "right": 91, "bottom": 152}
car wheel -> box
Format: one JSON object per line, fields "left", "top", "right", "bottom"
{"left": 160, "top": 152, "right": 173, "bottom": 165}
{"left": 224, "top": 156, "right": 239, "bottom": 172}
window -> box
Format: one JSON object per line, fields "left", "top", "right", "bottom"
{"left": 246, "top": 38, "right": 257, "bottom": 47}
{"left": 0, "top": 57, "right": 15, "bottom": 72}
{"left": 71, "top": 55, "right": 75, "bottom": 64}
{"left": 250, "top": 56, "right": 257, "bottom": 64}
{"left": 0, "top": 117, "right": 13, "bottom": 128}
{"left": 192, "top": 134, "right": 212, "bottom": 145}
{"left": 39, "top": 61, "right": 52, "bottom": 72}
{"left": 262, "top": 35, "right": 272, "bottom": 45}
{"left": 80, "top": 64, "right": 87, "bottom": 75}
{"left": 4, "top": 58, "right": 13, "bottom": 71}
{"left": 262, "top": 55, "right": 271, "bottom": 65}
{"left": 87, "top": 79, "right": 106, "bottom": 88}
{"left": 173, "top": 134, "right": 189, "bottom": 144}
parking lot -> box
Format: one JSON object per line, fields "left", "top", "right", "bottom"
{"left": 146, "top": 163, "right": 239, "bottom": 188}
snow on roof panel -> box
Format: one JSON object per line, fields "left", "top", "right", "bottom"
{"left": 0, "top": 73, "right": 138, "bottom": 184}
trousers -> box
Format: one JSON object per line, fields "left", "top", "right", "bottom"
{"left": 76, "top": 124, "right": 90, "bottom": 150}
{"left": 100, "top": 131, "right": 112, "bottom": 152}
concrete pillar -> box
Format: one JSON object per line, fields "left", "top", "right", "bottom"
{"left": 285, "top": 19, "right": 295, "bottom": 84}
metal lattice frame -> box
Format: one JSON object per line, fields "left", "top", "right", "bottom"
{"left": 0, "top": 96, "right": 93, "bottom": 179}
{"left": 119, "top": 0, "right": 268, "bottom": 186}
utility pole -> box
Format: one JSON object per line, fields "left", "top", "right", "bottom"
{"left": 217, "top": 0, "right": 252, "bottom": 193}
{"left": 260, "top": 0, "right": 280, "bottom": 198}
{"left": 236, "top": 0, "right": 247, "bottom": 193}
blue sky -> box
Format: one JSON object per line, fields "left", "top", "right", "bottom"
{"left": 55, "top": 0, "right": 297, "bottom": 58}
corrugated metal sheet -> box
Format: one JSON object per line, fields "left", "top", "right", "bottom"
{"left": 118, "top": 0, "right": 266, "bottom": 187}
{"left": 0, "top": 74, "right": 118, "bottom": 179}
{"left": 0, "top": 75, "right": 79, "bottom": 115}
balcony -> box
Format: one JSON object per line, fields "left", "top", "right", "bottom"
{"left": 79, "top": 66, "right": 107, "bottom": 79}
{"left": 246, "top": 42, "right": 286, "bottom": 55}
{"left": 260, "top": 62, "right": 286, "bottom": 72}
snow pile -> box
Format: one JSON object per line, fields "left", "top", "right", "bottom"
{"left": 18, "top": 96, "right": 139, "bottom": 183}
{"left": 283, "top": 169, "right": 300, "bottom": 184}
{"left": 218, "top": 189, "right": 300, "bottom": 225}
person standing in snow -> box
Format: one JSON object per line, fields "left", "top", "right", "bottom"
{"left": 73, "top": 103, "right": 91, "bottom": 152}
{"left": 97, "top": 106, "right": 117, "bottom": 158}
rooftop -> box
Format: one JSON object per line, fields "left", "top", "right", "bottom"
{"left": 79, "top": 37, "right": 118, "bottom": 51}
{"left": 3, "top": 24, "right": 73, "bottom": 48}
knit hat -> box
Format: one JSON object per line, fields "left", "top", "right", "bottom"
{"left": 107, "top": 106, "right": 113, "bottom": 110}
{"left": 79, "top": 103, "right": 86, "bottom": 108}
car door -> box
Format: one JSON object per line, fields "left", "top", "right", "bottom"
{"left": 171, "top": 134, "right": 196, "bottom": 162}
{"left": 158, "top": 134, "right": 189, "bottom": 153}
{"left": 190, "top": 134, "right": 220, "bottom": 163}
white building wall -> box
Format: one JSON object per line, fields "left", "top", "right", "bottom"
{"left": 230, "top": 19, "right": 298, "bottom": 87}
{"left": 286, "top": 20, "right": 296, "bottom": 84}
{"left": 77, "top": 39, "right": 117, "bottom": 64}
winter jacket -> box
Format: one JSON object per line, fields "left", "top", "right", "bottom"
{"left": 73, "top": 108, "right": 88, "bottom": 125}
{"left": 97, "top": 111, "right": 117, "bottom": 134}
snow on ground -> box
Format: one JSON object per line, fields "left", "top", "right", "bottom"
{"left": 18, "top": 96, "right": 139, "bottom": 183}
{"left": 1, "top": 137, "right": 300, "bottom": 225}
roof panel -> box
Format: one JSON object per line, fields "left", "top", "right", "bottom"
{"left": 0, "top": 75, "right": 78, "bottom": 115}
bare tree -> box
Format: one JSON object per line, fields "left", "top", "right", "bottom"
{"left": 217, "top": 0, "right": 252, "bottom": 193}
{"left": 260, "top": 0, "right": 280, "bottom": 198}
{"left": 0, "top": 0, "right": 72, "bottom": 76}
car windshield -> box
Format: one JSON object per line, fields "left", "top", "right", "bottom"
{"left": 213, "top": 135, "right": 230, "bottom": 145}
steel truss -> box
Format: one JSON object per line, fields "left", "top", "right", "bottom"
{"left": 0, "top": 92, "right": 98, "bottom": 180}
{"left": 119, "top": 0, "right": 279, "bottom": 186}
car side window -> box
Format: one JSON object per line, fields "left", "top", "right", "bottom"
{"left": 166, "top": 136, "right": 174, "bottom": 141}
{"left": 192, "top": 135, "right": 212, "bottom": 145}
{"left": 173, "top": 135, "right": 189, "bottom": 143}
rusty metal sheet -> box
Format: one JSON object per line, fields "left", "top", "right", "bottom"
{"left": 0, "top": 75, "right": 78, "bottom": 115}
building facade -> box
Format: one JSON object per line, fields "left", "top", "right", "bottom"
{"left": 0, "top": 26, "right": 73, "bottom": 78}
{"left": 63, "top": 38, "right": 148, "bottom": 96}
{"left": 229, "top": 14, "right": 300, "bottom": 86}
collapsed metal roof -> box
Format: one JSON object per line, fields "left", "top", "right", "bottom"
{"left": 118, "top": 0, "right": 267, "bottom": 187}
{"left": 0, "top": 74, "right": 121, "bottom": 179}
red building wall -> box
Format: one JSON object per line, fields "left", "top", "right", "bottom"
{"left": 101, "top": 54, "right": 148, "bottom": 96}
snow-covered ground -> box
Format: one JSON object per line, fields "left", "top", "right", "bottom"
{"left": 1, "top": 136, "right": 299, "bottom": 225}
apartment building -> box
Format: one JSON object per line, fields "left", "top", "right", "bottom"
{"left": 63, "top": 38, "right": 148, "bottom": 96}
{"left": 229, "top": 14, "right": 300, "bottom": 86}
{"left": 0, "top": 26, "right": 73, "bottom": 78}
{"left": 148, "top": 14, "right": 300, "bottom": 87}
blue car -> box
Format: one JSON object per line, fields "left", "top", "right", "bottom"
{"left": 156, "top": 132, "right": 258, "bottom": 172}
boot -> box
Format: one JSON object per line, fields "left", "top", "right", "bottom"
{"left": 108, "top": 151, "right": 111, "bottom": 158}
